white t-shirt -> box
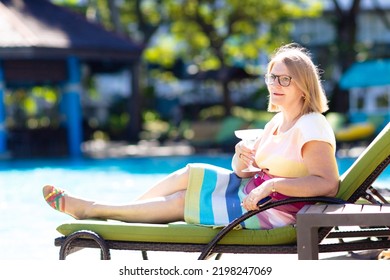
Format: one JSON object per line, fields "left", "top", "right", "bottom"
{"left": 255, "top": 112, "right": 336, "bottom": 178}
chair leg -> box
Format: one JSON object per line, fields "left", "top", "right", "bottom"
{"left": 59, "top": 230, "right": 111, "bottom": 260}
{"left": 214, "top": 253, "right": 222, "bottom": 260}
{"left": 142, "top": 251, "right": 148, "bottom": 260}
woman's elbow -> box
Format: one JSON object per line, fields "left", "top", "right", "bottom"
{"left": 326, "top": 178, "right": 340, "bottom": 197}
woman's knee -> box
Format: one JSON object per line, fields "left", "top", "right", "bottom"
{"left": 169, "top": 190, "right": 186, "bottom": 208}
{"left": 171, "top": 165, "right": 190, "bottom": 189}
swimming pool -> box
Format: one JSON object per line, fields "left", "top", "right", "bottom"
{"left": 0, "top": 154, "right": 388, "bottom": 260}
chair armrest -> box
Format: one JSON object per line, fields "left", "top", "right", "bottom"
{"left": 198, "top": 196, "right": 346, "bottom": 259}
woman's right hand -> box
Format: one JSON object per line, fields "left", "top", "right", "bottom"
{"left": 232, "top": 141, "right": 257, "bottom": 177}
{"left": 235, "top": 140, "right": 255, "bottom": 167}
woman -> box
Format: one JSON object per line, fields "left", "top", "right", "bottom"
{"left": 43, "top": 43, "right": 339, "bottom": 229}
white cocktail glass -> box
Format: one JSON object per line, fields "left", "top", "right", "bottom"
{"left": 234, "top": 129, "right": 263, "bottom": 172}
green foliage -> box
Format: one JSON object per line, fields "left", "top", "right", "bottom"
{"left": 198, "top": 105, "right": 274, "bottom": 123}
{"left": 5, "top": 86, "right": 61, "bottom": 129}
{"left": 153, "top": 0, "right": 321, "bottom": 72}
{"left": 108, "top": 113, "right": 130, "bottom": 132}
{"left": 144, "top": 37, "right": 178, "bottom": 67}
{"left": 54, "top": 0, "right": 323, "bottom": 83}
{"left": 52, "top": 0, "right": 80, "bottom": 5}
{"left": 52, "top": 0, "right": 324, "bottom": 78}
{"left": 140, "top": 110, "right": 171, "bottom": 140}
{"left": 63, "top": 0, "right": 321, "bottom": 73}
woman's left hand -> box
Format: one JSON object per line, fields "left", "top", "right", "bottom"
{"left": 241, "top": 182, "right": 272, "bottom": 211}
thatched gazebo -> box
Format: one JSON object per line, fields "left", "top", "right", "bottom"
{"left": 0, "top": 0, "right": 143, "bottom": 158}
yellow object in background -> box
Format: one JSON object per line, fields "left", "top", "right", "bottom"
{"left": 336, "top": 122, "right": 376, "bottom": 142}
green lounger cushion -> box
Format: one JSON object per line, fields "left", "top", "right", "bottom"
{"left": 337, "top": 122, "right": 390, "bottom": 201}
{"left": 57, "top": 220, "right": 297, "bottom": 245}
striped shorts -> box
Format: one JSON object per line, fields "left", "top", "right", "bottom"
{"left": 184, "top": 163, "right": 300, "bottom": 229}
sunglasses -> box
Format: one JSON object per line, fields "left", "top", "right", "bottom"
{"left": 264, "top": 73, "right": 292, "bottom": 87}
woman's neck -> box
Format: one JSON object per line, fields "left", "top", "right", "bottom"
{"left": 277, "top": 111, "right": 302, "bottom": 134}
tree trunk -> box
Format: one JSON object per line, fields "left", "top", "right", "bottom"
{"left": 330, "top": 0, "right": 360, "bottom": 113}
{"left": 108, "top": 0, "right": 123, "bottom": 33}
{"left": 221, "top": 80, "right": 232, "bottom": 116}
{"left": 127, "top": 59, "right": 142, "bottom": 142}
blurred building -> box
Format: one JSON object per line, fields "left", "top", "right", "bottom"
{"left": 0, "top": 0, "right": 142, "bottom": 158}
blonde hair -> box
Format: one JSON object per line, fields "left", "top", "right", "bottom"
{"left": 267, "top": 43, "right": 329, "bottom": 114}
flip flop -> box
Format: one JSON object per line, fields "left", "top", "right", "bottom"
{"left": 43, "top": 185, "right": 66, "bottom": 213}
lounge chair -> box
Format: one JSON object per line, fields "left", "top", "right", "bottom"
{"left": 54, "top": 123, "right": 390, "bottom": 260}
{"left": 190, "top": 116, "right": 249, "bottom": 152}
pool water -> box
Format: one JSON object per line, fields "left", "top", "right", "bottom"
{"left": 0, "top": 155, "right": 388, "bottom": 260}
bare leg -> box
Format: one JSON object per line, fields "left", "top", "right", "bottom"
{"left": 135, "top": 165, "right": 190, "bottom": 200}
{"left": 43, "top": 165, "right": 191, "bottom": 223}
{"left": 43, "top": 185, "right": 185, "bottom": 223}
{"left": 83, "top": 191, "right": 186, "bottom": 223}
